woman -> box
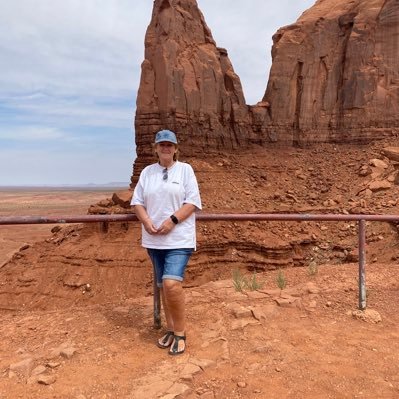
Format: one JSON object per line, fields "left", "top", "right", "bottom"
{"left": 131, "top": 129, "right": 202, "bottom": 355}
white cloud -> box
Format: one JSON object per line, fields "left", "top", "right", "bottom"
{"left": 0, "top": 126, "right": 65, "bottom": 141}
{"left": 0, "top": 0, "right": 317, "bottom": 185}
{"left": 4, "top": 94, "right": 135, "bottom": 130}
{"left": 0, "top": 0, "right": 152, "bottom": 98}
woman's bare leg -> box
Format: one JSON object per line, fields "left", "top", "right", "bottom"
{"left": 163, "top": 279, "right": 185, "bottom": 334}
{"left": 160, "top": 287, "right": 174, "bottom": 331}
{"left": 163, "top": 279, "right": 186, "bottom": 353}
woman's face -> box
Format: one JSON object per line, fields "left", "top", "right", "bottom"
{"left": 155, "top": 142, "right": 177, "bottom": 163}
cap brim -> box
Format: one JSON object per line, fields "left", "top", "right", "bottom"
{"left": 155, "top": 140, "right": 177, "bottom": 144}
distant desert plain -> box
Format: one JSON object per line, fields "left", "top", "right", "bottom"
{"left": 0, "top": 187, "right": 128, "bottom": 267}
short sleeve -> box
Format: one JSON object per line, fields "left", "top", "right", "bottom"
{"left": 183, "top": 164, "right": 202, "bottom": 210}
{"left": 131, "top": 171, "right": 145, "bottom": 206}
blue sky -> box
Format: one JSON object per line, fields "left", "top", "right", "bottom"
{"left": 0, "top": 0, "right": 315, "bottom": 186}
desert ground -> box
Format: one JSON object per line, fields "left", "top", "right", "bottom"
{"left": 0, "top": 143, "right": 399, "bottom": 399}
{"left": 0, "top": 188, "right": 121, "bottom": 268}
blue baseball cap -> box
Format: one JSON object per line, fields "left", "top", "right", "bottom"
{"left": 154, "top": 129, "right": 178, "bottom": 144}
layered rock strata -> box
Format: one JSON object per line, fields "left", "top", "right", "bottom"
{"left": 132, "top": 0, "right": 399, "bottom": 183}
{"left": 263, "top": 0, "right": 399, "bottom": 145}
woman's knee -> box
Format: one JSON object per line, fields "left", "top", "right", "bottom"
{"left": 163, "top": 279, "right": 183, "bottom": 297}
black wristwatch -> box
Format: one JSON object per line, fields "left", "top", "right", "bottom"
{"left": 170, "top": 215, "right": 179, "bottom": 224}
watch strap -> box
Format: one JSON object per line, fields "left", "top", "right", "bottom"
{"left": 170, "top": 214, "right": 179, "bottom": 224}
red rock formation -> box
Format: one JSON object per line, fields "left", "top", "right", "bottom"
{"left": 133, "top": 0, "right": 252, "bottom": 182}
{"left": 263, "top": 0, "right": 399, "bottom": 145}
{"left": 132, "top": 0, "right": 399, "bottom": 184}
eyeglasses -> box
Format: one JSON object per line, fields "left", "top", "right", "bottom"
{"left": 162, "top": 168, "right": 168, "bottom": 181}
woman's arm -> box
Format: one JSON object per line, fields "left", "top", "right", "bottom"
{"left": 156, "top": 203, "right": 196, "bottom": 235}
{"left": 173, "top": 203, "right": 196, "bottom": 223}
{"left": 134, "top": 204, "right": 158, "bottom": 235}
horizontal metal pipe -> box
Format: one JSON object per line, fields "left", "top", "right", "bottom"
{"left": 0, "top": 214, "right": 138, "bottom": 225}
{"left": 196, "top": 213, "right": 399, "bottom": 222}
{"left": 0, "top": 213, "right": 399, "bottom": 225}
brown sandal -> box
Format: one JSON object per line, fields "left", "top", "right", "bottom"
{"left": 169, "top": 335, "right": 186, "bottom": 356}
{"left": 157, "top": 331, "right": 174, "bottom": 349}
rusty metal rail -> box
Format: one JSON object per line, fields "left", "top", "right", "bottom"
{"left": 1, "top": 213, "right": 399, "bottom": 327}
{"left": 2, "top": 213, "right": 399, "bottom": 224}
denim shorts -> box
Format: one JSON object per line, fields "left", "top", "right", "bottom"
{"left": 147, "top": 248, "right": 194, "bottom": 287}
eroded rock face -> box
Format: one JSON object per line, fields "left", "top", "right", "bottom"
{"left": 132, "top": 0, "right": 399, "bottom": 183}
{"left": 263, "top": 0, "right": 399, "bottom": 145}
{"left": 133, "top": 0, "right": 252, "bottom": 182}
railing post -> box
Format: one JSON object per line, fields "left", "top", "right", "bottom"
{"left": 153, "top": 264, "right": 161, "bottom": 329}
{"left": 358, "top": 219, "right": 366, "bottom": 310}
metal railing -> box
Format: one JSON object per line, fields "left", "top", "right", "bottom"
{"left": 1, "top": 212, "right": 398, "bottom": 328}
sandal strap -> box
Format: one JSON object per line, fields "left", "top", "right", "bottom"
{"left": 160, "top": 331, "right": 174, "bottom": 345}
{"left": 157, "top": 331, "right": 174, "bottom": 348}
{"left": 170, "top": 335, "right": 186, "bottom": 354}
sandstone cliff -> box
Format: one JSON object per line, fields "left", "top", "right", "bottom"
{"left": 132, "top": 0, "right": 399, "bottom": 183}
{"left": 263, "top": 0, "right": 399, "bottom": 145}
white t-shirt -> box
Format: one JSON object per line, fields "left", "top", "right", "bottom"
{"left": 131, "top": 161, "right": 202, "bottom": 249}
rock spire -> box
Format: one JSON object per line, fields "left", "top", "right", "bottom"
{"left": 133, "top": 0, "right": 252, "bottom": 182}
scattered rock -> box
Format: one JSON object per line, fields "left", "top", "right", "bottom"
{"left": 111, "top": 190, "right": 132, "bottom": 208}
{"left": 97, "top": 198, "right": 113, "bottom": 208}
{"left": 60, "top": 347, "right": 77, "bottom": 359}
{"left": 227, "top": 303, "right": 252, "bottom": 319}
{"left": 31, "top": 365, "right": 47, "bottom": 376}
{"left": 245, "top": 290, "right": 269, "bottom": 300}
{"left": 304, "top": 282, "right": 320, "bottom": 294}
{"left": 255, "top": 305, "right": 277, "bottom": 319}
{"left": 346, "top": 249, "right": 359, "bottom": 262}
{"left": 381, "top": 147, "right": 399, "bottom": 162}
{"left": 368, "top": 180, "right": 392, "bottom": 192}
{"left": 51, "top": 225, "right": 62, "bottom": 233}
{"left": 37, "top": 375, "right": 57, "bottom": 385}
{"left": 352, "top": 309, "right": 382, "bottom": 324}
{"left": 50, "top": 342, "right": 77, "bottom": 359}
{"left": 190, "top": 358, "right": 216, "bottom": 370}
{"left": 9, "top": 358, "right": 34, "bottom": 377}
{"left": 46, "top": 362, "right": 61, "bottom": 369}
{"left": 180, "top": 363, "right": 202, "bottom": 381}
{"left": 273, "top": 296, "right": 300, "bottom": 308}
{"left": 165, "top": 382, "right": 191, "bottom": 398}
{"left": 369, "top": 159, "right": 388, "bottom": 169}
{"left": 359, "top": 166, "right": 372, "bottom": 177}
{"left": 231, "top": 318, "right": 260, "bottom": 330}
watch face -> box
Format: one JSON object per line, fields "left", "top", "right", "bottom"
{"left": 170, "top": 215, "right": 178, "bottom": 224}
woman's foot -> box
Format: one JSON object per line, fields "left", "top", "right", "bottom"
{"left": 169, "top": 335, "right": 186, "bottom": 356}
{"left": 157, "top": 331, "right": 174, "bottom": 349}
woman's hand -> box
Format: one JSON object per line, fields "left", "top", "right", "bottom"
{"left": 143, "top": 218, "right": 158, "bottom": 235}
{"left": 156, "top": 218, "right": 175, "bottom": 235}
